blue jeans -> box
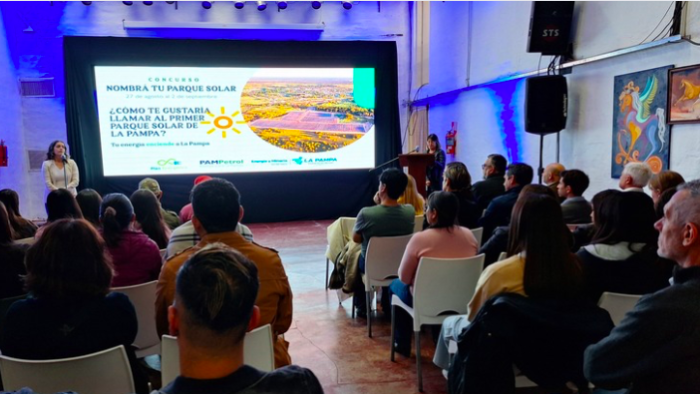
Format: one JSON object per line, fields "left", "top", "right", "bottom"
{"left": 389, "top": 279, "right": 413, "bottom": 347}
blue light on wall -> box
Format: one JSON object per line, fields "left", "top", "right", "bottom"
{"left": 485, "top": 79, "right": 524, "bottom": 163}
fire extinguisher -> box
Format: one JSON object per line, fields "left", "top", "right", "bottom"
{"left": 445, "top": 122, "right": 457, "bottom": 155}
{"left": 0, "top": 140, "right": 7, "bottom": 167}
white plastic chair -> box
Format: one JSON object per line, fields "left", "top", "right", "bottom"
{"left": 161, "top": 324, "right": 275, "bottom": 387}
{"left": 497, "top": 251, "right": 507, "bottom": 262}
{"left": 112, "top": 280, "right": 160, "bottom": 358}
{"left": 413, "top": 215, "right": 424, "bottom": 233}
{"left": 391, "top": 254, "right": 485, "bottom": 392}
{"left": 598, "top": 292, "right": 642, "bottom": 326}
{"left": 0, "top": 345, "right": 135, "bottom": 394}
{"left": 359, "top": 234, "right": 414, "bottom": 338}
{"left": 471, "top": 227, "right": 483, "bottom": 246}
{"left": 15, "top": 237, "right": 35, "bottom": 245}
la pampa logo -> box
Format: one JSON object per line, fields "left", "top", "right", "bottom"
{"left": 292, "top": 157, "right": 303, "bottom": 165}
{"left": 292, "top": 157, "right": 338, "bottom": 165}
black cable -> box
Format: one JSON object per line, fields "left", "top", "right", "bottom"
{"left": 638, "top": 1, "right": 675, "bottom": 45}
{"left": 683, "top": 37, "right": 700, "bottom": 46}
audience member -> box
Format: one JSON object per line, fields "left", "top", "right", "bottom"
{"left": 472, "top": 154, "right": 507, "bottom": 210}
{"left": 543, "top": 162, "right": 565, "bottom": 199}
{"left": 397, "top": 174, "right": 425, "bottom": 215}
{"left": 571, "top": 190, "right": 617, "bottom": 251}
{"left": 0, "top": 189, "right": 37, "bottom": 239}
{"left": 479, "top": 184, "right": 557, "bottom": 267}
{"left": 0, "top": 219, "right": 148, "bottom": 393}
{"left": 655, "top": 187, "right": 678, "bottom": 220}
{"left": 434, "top": 193, "right": 583, "bottom": 370}
{"left": 0, "top": 201, "right": 28, "bottom": 299}
{"left": 75, "top": 189, "right": 102, "bottom": 228}
{"left": 352, "top": 168, "right": 414, "bottom": 318}
{"left": 167, "top": 220, "right": 254, "bottom": 259}
{"left": 442, "top": 162, "right": 481, "bottom": 229}
{"left": 585, "top": 180, "right": 700, "bottom": 393}
{"left": 389, "top": 192, "right": 478, "bottom": 357}
{"left": 131, "top": 189, "right": 172, "bottom": 249}
{"left": 36, "top": 189, "right": 83, "bottom": 238}
{"left": 558, "top": 169, "right": 592, "bottom": 224}
{"left": 618, "top": 162, "right": 652, "bottom": 192}
{"left": 178, "top": 175, "right": 212, "bottom": 223}
{"left": 161, "top": 245, "right": 323, "bottom": 394}
{"left": 156, "top": 178, "right": 293, "bottom": 368}
{"left": 648, "top": 170, "right": 685, "bottom": 205}
{"left": 426, "top": 133, "right": 446, "bottom": 195}
{"left": 138, "top": 177, "right": 180, "bottom": 230}
{"left": 101, "top": 193, "right": 162, "bottom": 288}
{"left": 478, "top": 162, "right": 533, "bottom": 241}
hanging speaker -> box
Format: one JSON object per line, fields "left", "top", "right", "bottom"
{"left": 527, "top": 1, "right": 575, "bottom": 55}
{"left": 525, "top": 75, "right": 567, "bottom": 134}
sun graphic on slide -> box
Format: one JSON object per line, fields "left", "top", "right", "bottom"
{"left": 200, "top": 107, "right": 247, "bottom": 138}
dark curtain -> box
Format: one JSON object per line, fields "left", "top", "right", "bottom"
{"left": 64, "top": 37, "right": 402, "bottom": 223}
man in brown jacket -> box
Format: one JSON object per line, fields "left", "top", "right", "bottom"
{"left": 155, "top": 178, "right": 293, "bottom": 368}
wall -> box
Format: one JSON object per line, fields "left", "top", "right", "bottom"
{"left": 0, "top": 0, "right": 411, "bottom": 219}
{"left": 425, "top": 1, "right": 700, "bottom": 199}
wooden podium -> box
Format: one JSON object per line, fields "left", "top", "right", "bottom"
{"left": 399, "top": 153, "right": 434, "bottom": 199}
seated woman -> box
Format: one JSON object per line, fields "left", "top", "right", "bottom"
{"left": 389, "top": 191, "right": 479, "bottom": 357}
{"left": 0, "top": 201, "right": 28, "bottom": 299}
{"left": 76, "top": 189, "right": 103, "bottom": 229}
{"left": 35, "top": 189, "right": 83, "bottom": 238}
{"left": 571, "top": 189, "right": 618, "bottom": 251}
{"left": 0, "top": 189, "right": 38, "bottom": 239}
{"left": 130, "top": 189, "right": 171, "bottom": 250}
{"left": 442, "top": 162, "right": 481, "bottom": 229}
{"left": 397, "top": 174, "right": 425, "bottom": 215}
{"left": 648, "top": 170, "right": 685, "bottom": 206}
{"left": 101, "top": 193, "right": 162, "bottom": 287}
{"left": 434, "top": 193, "right": 584, "bottom": 370}
{"left": 577, "top": 190, "right": 673, "bottom": 302}
{"left": 0, "top": 219, "right": 148, "bottom": 393}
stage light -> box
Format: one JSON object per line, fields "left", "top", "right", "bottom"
{"left": 234, "top": 1, "right": 245, "bottom": 9}
{"left": 122, "top": 1, "right": 133, "bottom": 5}
{"left": 341, "top": 1, "right": 351, "bottom": 9}
{"left": 202, "top": 1, "right": 212, "bottom": 9}
{"left": 81, "top": 1, "right": 92, "bottom": 5}
{"left": 311, "top": 1, "right": 322, "bottom": 9}
{"left": 143, "top": 1, "right": 153, "bottom": 5}
{"left": 276, "top": 1, "right": 287, "bottom": 10}
{"left": 257, "top": 1, "right": 267, "bottom": 11}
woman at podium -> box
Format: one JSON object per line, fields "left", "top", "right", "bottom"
{"left": 425, "top": 133, "right": 446, "bottom": 195}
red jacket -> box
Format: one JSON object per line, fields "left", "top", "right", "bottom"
{"left": 106, "top": 230, "right": 162, "bottom": 288}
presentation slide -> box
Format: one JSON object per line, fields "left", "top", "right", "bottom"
{"left": 94, "top": 66, "right": 376, "bottom": 177}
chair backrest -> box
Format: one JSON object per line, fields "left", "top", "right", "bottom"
{"left": 412, "top": 254, "right": 485, "bottom": 329}
{"left": 471, "top": 227, "right": 483, "bottom": 246}
{"left": 161, "top": 324, "right": 276, "bottom": 387}
{"left": 15, "top": 237, "right": 35, "bottom": 245}
{"left": 597, "top": 292, "right": 642, "bottom": 326}
{"left": 497, "top": 252, "right": 507, "bottom": 262}
{"left": 159, "top": 248, "right": 167, "bottom": 260}
{"left": 413, "top": 215, "right": 424, "bottom": 233}
{"left": 112, "top": 281, "right": 159, "bottom": 355}
{"left": 0, "top": 345, "right": 135, "bottom": 394}
{"left": 365, "top": 234, "right": 414, "bottom": 288}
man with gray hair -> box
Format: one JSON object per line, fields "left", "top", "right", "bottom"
{"left": 584, "top": 179, "right": 700, "bottom": 394}
{"left": 618, "top": 162, "right": 653, "bottom": 192}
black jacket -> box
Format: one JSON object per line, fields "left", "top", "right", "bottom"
{"left": 478, "top": 185, "right": 523, "bottom": 242}
{"left": 472, "top": 174, "right": 505, "bottom": 211}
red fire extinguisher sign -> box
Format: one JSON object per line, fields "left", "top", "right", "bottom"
{"left": 446, "top": 122, "right": 457, "bottom": 155}
{"left": 0, "top": 140, "right": 7, "bottom": 167}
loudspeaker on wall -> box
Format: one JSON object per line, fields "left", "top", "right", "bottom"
{"left": 525, "top": 75, "right": 568, "bottom": 135}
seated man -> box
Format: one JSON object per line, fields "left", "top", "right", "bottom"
{"left": 138, "top": 177, "right": 181, "bottom": 230}
{"left": 584, "top": 180, "right": 700, "bottom": 393}
{"left": 557, "top": 169, "right": 592, "bottom": 224}
{"left": 543, "top": 162, "right": 566, "bottom": 203}
{"left": 162, "top": 245, "right": 323, "bottom": 394}
{"left": 472, "top": 154, "right": 507, "bottom": 211}
{"left": 352, "top": 168, "right": 414, "bottom": 317}
{"left": 156, "top": 178, "right": 293, "bottom": 368}
{"left": 478, "top": 163, "right": 533, "bottom": 241}
{"left": 618, "top": 162, "right": 652, "bottom": 192}
{"left": 166, "top": 220, "right": 253, "bottom": 259}
{"left": 178, "top": 175, "right": 212, "bottom": 223}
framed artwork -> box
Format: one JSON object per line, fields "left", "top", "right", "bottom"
{"left": 612, "top": 65, "right": 673, "bottom": 178}
{"left": 668, "top": 64, "right": 700, "bottom": 124}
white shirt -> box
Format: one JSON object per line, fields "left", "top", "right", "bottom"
{"left": 42, "top": 159, "right": 79, "bottom": 198}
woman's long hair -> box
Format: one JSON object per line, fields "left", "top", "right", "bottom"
{"left": 507, "top": 194, "right": 583, "bottom": 299}
{"left": 0, "top": 189, "right": 37, "bottom": 239}
{"left": 426, "top": 191, "right": 459, "bottom": 232}
{"left": 443, "top": 162, "right": 474, "bottom": 200}
{"left": 45, "top": 140, "right": 68, "bottom": 161}
{"left": 397, "top": 174, "right": 425, "bottom": 214}
{"left": 76, "top": 189, "right": 103, "bottom": 228}
{"left": 427, "top": 133, "right": 441, "bottom": 151}
{"left": 100, "top": 193, "right": 134, "bottom": 248}
{"left": 591, "top": 190, "right": 657, "bottom": 250}
{"left": 130, "top": 190, "right": 171, "bottom": 249}
{"left": 0, "top": 202, "right": 17, "bottom": 244}
{"left": 45, "top": 189, "right": 83, "bottom": 222}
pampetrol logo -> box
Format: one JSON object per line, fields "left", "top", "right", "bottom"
{"left": 200, "top": 106, "right": 247, "bottom": 138}
{"left": 200, "top": 159, "right": 244, "bottom": 167}
{"left": 151, "top": 158, "right": 183, "bottom": 171}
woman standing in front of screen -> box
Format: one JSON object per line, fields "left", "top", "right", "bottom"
{"left": 42, "top": 140, "right": 79, "bottom": 199}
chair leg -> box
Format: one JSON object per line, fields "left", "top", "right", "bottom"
{"left": 366, "top": 291, "right": 372, "bottom": 338}
{"left": 351, "top": 301, "right": 355, "bottom": 318}
{"left": 325, "top": 258, "right": 329, "bottom": 290}
{"left": 416, "top": 332, "right": 423, "bottom": 392}
{"left": 390, "top": 304, "right": 396, "bottom": 362}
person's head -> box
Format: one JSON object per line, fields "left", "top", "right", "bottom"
{"left": 590, "top": 189, "right": 620, "bottom": 226}
{"left": 194, "top": 175, "right": 213, "bottom": 186}
{"left": 519, "top": 184, "right": 558, "bottom": 200}
{"left": 648, "top": 170, "right": 685, "bottom": 204}
{"left": 543, "top": 163, "right": 565, "bottom": 185}
{"left": 46, "top": 140, "right": 67, "bottom": 161}
{"left": 378, "top": 168, "right": 408, "bottom": 201}
{"left": 504, "top": 163, "right": 534, "bottom": 191}
{"left": 591, "top": 190, "right": 657, "bottom": 247}
{"left": 0, "top": 202, "right": 16, "bottom": 244}
{"left": 507, "top": 193, "right": 582, "bottom": 299}
{"left": 426, "top": 191, "right": 459, "bottom": 230}
{"left": 619, "top": 162, "right": 653, "bottom": 190}
{"left": 397, "top": 174, "right": 424, "bottom": 214}
{"left": 168, "top": 244, "right": 260, "bottom": 354}
{"left": 100, "top": 193, "right": 134, "bottom": 248}
{"left": 557, "top": 169, "right": 590, "bottom": 198}
{"left": 24, "top": 219, "right": 113, "bottom": 299}
{"left": 130, "top": 189, "right": 170, "bottom": 249}
{"left": 655, "top": 187, "right": 678, "bottom": 221}
{"left": 655, "top": 180, "right": 700, "bottom": 267}
{"left": 76, "top": 189, "right": 103, "bottom": 228}
{"left": 138, "top": 177, "right": 163, "bottom": 200}
{"left": 482, "top": 154, "right": 507, "bottom": 179}
{"left": 443, "top": 162, "right": 472, "bottom": 196}
{"left": 191, "top": 178, "right": 243, "bottom": 235}
{"left": 0, "top": 189, "right": 21, "bottom": 217}
{"left": 427, "top": 134, "right": 440, "bottom": 152}
{"left": 45, "top": 189, "right": 83, "bottom": 222}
